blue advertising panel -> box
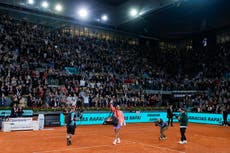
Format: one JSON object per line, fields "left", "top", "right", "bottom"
{"left": 60, "top": 111, "right": 229, "bottom": 126}
{"left": 60, "top": 111, "right": 173, "bottom": 126}
{"left": 0, "top": 110, "right": 33, "bottom": 117}
{"left": 187, "top": 113, "right": 223, "bottom": 125}
{"left": 65, "top": 67, "right": 79, "bottom": 74}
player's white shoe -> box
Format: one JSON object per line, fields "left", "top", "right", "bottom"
{"left": 159, "top": 137, "right": 167, "bottom": 140}
{"left": 117, "top": 138, "right": 121, "bottom": 144}
{"left": 113, "top": 139, "right": 117, "bottom": 145}
{"left": 178, "top": 141, "right": 184, "bottom": 144}
{"left": 183, "top": 140, "right": 187, "bottom": 144}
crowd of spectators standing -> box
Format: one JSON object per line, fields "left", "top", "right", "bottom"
{"left": 0, "top": 13, "right": 229, "bottom": 114}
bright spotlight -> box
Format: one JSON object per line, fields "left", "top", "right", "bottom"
{"left": 41, "top": 1, "right": 49, "bottom": 8}
{"left": 130, "top": 8, "right": 138, "bottom": 17}
{"left": 27, "top": 0, "right": 34, "bottom": 5}
{"left": 101, "top": 15, "right": 108, "bottom": 21}
{"left": 78, "top": 8, "right": 88, "bottom": 19}
{"left": 55, "top": 4, "right": 63, "bottom": 12}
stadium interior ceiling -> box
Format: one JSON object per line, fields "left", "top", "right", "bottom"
{"left": 0, "top": 0, "right": 230, "bottom": 39}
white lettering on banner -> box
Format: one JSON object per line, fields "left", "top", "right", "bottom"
{"left": 60, "top": 111, "right": 230, "bottom": 126}
{"left": 9, "top": 118, "right": 32, "bottom": 122}
{"left": 10, "top": 121, "right": 34, "bottom": 130}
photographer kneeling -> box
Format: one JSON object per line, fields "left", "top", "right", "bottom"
{"left": 155, "top": 118, "right": 168, "bottom": 140}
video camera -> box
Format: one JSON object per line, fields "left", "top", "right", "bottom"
{"left": 155, "top": 122, "right": 159, "bottom": 126}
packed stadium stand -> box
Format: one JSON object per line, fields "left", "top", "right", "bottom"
{"left": 0, "top": 0, "right": 229, "bottom": 114}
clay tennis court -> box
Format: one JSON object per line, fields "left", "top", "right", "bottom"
{"left": 0, "top": 123, "right": 229, "bottom": 153}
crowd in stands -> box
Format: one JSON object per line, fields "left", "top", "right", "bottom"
{"left": 0, "top": 13, "right": 229, "bottom": 114}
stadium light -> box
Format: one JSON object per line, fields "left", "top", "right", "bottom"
{"left": 101, "top": 15, "right": 108, "bottom": 21}
{"left": 130, "top": 8, "right": 138, "bottom": 17}
{"left": 41, "top": 1, "right": 49, "bottom": 8}
{"left": 78, "top": 8, "right": 88, "bottom": 19}
{"left": 55, "top": 4, "right": 63, "bottom": 12}
{"left": 27, "top": 0, "right": 34, "bottom": 5}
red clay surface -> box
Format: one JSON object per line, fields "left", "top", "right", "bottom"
{"left": 0, "top": 123, "right": 229, "bottom": 153}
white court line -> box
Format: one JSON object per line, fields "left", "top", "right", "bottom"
{"left": 33, "top": 143, "right": 126, "bottom": 153}
{"left": 8, "top": 126, "right": 185, "bottom": 153}
{"left": 33, "top": 137, "right": 184, "bottom": 153}
{"left": 193, "top": 134, "right": 229, "bottom": 141}
{"left": 4, "top": 124, "right": 227, "bottom": 153}
{"left": 10, "top": 128, "right": 184, "bottom": 153}
{"left": 33, "top": 144, "right": 110, "bottom": 153}
{"left": 137, "top": 142, "right": 185, "bottom": 153}
{"left": 41, "top": 128, "right": 54, "bottom": 130}
{"left": 97, "top": 134, "right": 185, "bottom": 153}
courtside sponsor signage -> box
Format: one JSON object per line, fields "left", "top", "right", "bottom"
{"left": 0, "top": 110, "right": 33, "bottom": 117}
{"left": 60, "top": 111, "right": 229, "bottom": 125}
{"left": 187, "top": 113, "right": 224, "bottom": 125}
{"left": 1, "top": 117, "right": 39, "bottom": 132}
{"left": 9, "top": 117, "right": 32, "bottom": 122}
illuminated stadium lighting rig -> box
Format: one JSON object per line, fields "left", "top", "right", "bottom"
{"left": 27, "top": 0, "right": 34, "bottom": 5}
{"left": 41, "top": 1, "right": 49, "bottom": 8}
{"left": 78, "top": 8, "right": 88, "bottom": 19}
{"left": 130, "top": 8, "right": 138, "bottom": 17}
{"left": 101, "top": 14, "right": 108, "bottom": 21}
{"left": 55, "top": 4, "right": 63, "bottom": 12}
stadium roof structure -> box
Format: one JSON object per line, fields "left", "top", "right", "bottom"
{"left": 0, "top": 0, "right": 230, "bottom": 38}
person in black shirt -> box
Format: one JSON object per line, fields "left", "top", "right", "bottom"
{"left": 222, "top": 105, "right": 229, "bottom": 126}
{"left": 10, "top": 103, "right": 18, "bottom": 117}
{"left": 64, "top": 106, "right": 83, "bottom": 146}
{"left": 167, "top": 105, "right": 174, "bottom": 127}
